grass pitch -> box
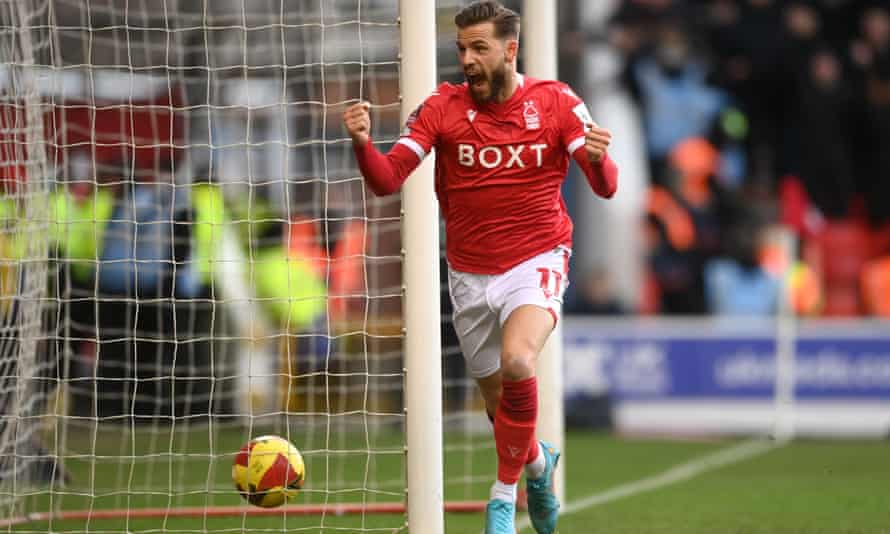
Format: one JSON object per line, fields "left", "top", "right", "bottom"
{"left": 7, "top": 425, "right": 889, "bottom": 533}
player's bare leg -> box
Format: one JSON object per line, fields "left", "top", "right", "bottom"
{"left": 476, "top": 371, "right": 502, "bottom": 419}
{"left": 483, "top": 304, "right": 558, "bottom": 533}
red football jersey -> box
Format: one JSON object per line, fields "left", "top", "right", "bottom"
{"left": 397, "top": 75, "right": 594, "bottom": 274}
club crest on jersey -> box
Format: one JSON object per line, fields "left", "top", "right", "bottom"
{"left": 523, "top": 100, "right": 540, "bottom": 130}
{"left": 467, "top": 109, "right": 477, "bottom": 123}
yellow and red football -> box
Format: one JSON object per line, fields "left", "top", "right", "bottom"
{"left": 232, "top": 435, "right": 305, "bottom": 508}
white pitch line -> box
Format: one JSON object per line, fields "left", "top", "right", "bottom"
{"left": 515, "top": 438, "right": 783, "bottom": 533}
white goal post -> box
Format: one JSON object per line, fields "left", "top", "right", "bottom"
{"left": 400, "top": 0, "right": 444, "bottom": 532}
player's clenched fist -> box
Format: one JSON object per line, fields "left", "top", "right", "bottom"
{"left": 584, "top": 122, "right": 612, "bottom": 164}
{"left": 343, "top": 102, "right": 371, "bottom": 148}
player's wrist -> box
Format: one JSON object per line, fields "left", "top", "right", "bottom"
{"left": 351, "top": 134, "right": 370, "bottom": 149}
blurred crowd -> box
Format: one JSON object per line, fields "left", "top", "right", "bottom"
{"left": 569, "top": 0, "right": 890, "bottom": 317}
{"left": 4, "top": 0, "right": 888, "bottom": 328}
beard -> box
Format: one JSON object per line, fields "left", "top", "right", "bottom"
{"left": 467, "top": 63, "right": 507, "bottom": 104}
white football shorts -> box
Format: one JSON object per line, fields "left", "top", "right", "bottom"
{"left": 447, "top": 246, "right": 570, "bottom": 379}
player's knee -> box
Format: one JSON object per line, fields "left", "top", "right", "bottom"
{"left": 500, "top": 340, "right": 536, "bottom": 381}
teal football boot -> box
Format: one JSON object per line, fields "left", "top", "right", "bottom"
{"left": 485, "top": 498, "right": 516, "bottom": 534}
{"left": 526, "top": 440, "right": 560, "bottom": 534}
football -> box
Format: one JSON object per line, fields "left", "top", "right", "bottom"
{"left": 232, "top": 435, "right": 305, "bottom": 508}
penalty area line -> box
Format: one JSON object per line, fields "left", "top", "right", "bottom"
{"left": 516, "top": 438, "right": 783, "bottom": 533}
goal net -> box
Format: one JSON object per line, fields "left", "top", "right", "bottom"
{"left": 0, "top": 0, "right": 498, "bottom": 532}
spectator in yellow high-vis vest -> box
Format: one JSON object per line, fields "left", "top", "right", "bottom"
{"left": 250, "top": 217, "right": 328, "bottom": 336}
{"left": 49, "top": 184, "right": 115, "bottom": 284}
{"left": 190, "top": 182, "right": 228, "bottom": 289}
{"left": 252, "top": 242, "right": 328, "bottom": 334}
{"left": 0, "top": 197, "right": 24, "bottom": 315}
{"left": 192, "top": 183, "right": 327, "bottom": 335}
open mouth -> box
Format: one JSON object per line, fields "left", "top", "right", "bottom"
{"left": 469, "top": 78, "right": 487, "bottom": 91}
{"left": 466, "top": 72, "right": 485, "bottom": 87}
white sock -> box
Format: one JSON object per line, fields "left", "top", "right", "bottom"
{"left": 490, "top": 480, "right": 517, "bottom": 503}
{"left": 525, "top": 446, "right": 546, "bottom": 480}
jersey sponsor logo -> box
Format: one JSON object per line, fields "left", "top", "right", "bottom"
{"left": 572, "top": 102, "right": 593, "bottom": 130}
{"left": 523, "top": 100, "right": 540, "bottom": 130}
{"left": 457, "top": 143, "right": 548, "bottom": 169}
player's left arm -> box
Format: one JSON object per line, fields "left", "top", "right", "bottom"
{"left": 558, "top": 87, "right": 618, "bottom": 198}
{"left": 573, "top": 123, "right": 618, "bottom": 198}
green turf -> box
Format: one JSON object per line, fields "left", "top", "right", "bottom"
{"left": 554, "top": 439, "right": 890, "bottom": 534}
{"left": 7, "top": 427, "right": 890, "bottom": 533}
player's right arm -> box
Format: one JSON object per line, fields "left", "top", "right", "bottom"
{"left": 343, "top": 91, "right": 443, "bottom": 196}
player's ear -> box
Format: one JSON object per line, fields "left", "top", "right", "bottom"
{"left": 505, "top": 39, "right": 518, "bottom": 62}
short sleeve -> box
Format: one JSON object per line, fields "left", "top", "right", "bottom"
{"left": 557, "top": 84, "right": 593, "bottom": 156}
{"left": 396, "top": 85, "right": 448, "bottom": 162}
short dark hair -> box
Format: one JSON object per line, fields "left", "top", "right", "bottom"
{"left": 454, "top": 1, "right": 520, "bottom": 40}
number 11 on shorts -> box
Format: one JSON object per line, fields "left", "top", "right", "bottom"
{"left": 536, "top": 267, "right": 562, "bottom": 300}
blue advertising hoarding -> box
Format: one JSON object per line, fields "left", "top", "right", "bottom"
{"left": 562, "top": 318, "right": 890, "bottom": 436}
